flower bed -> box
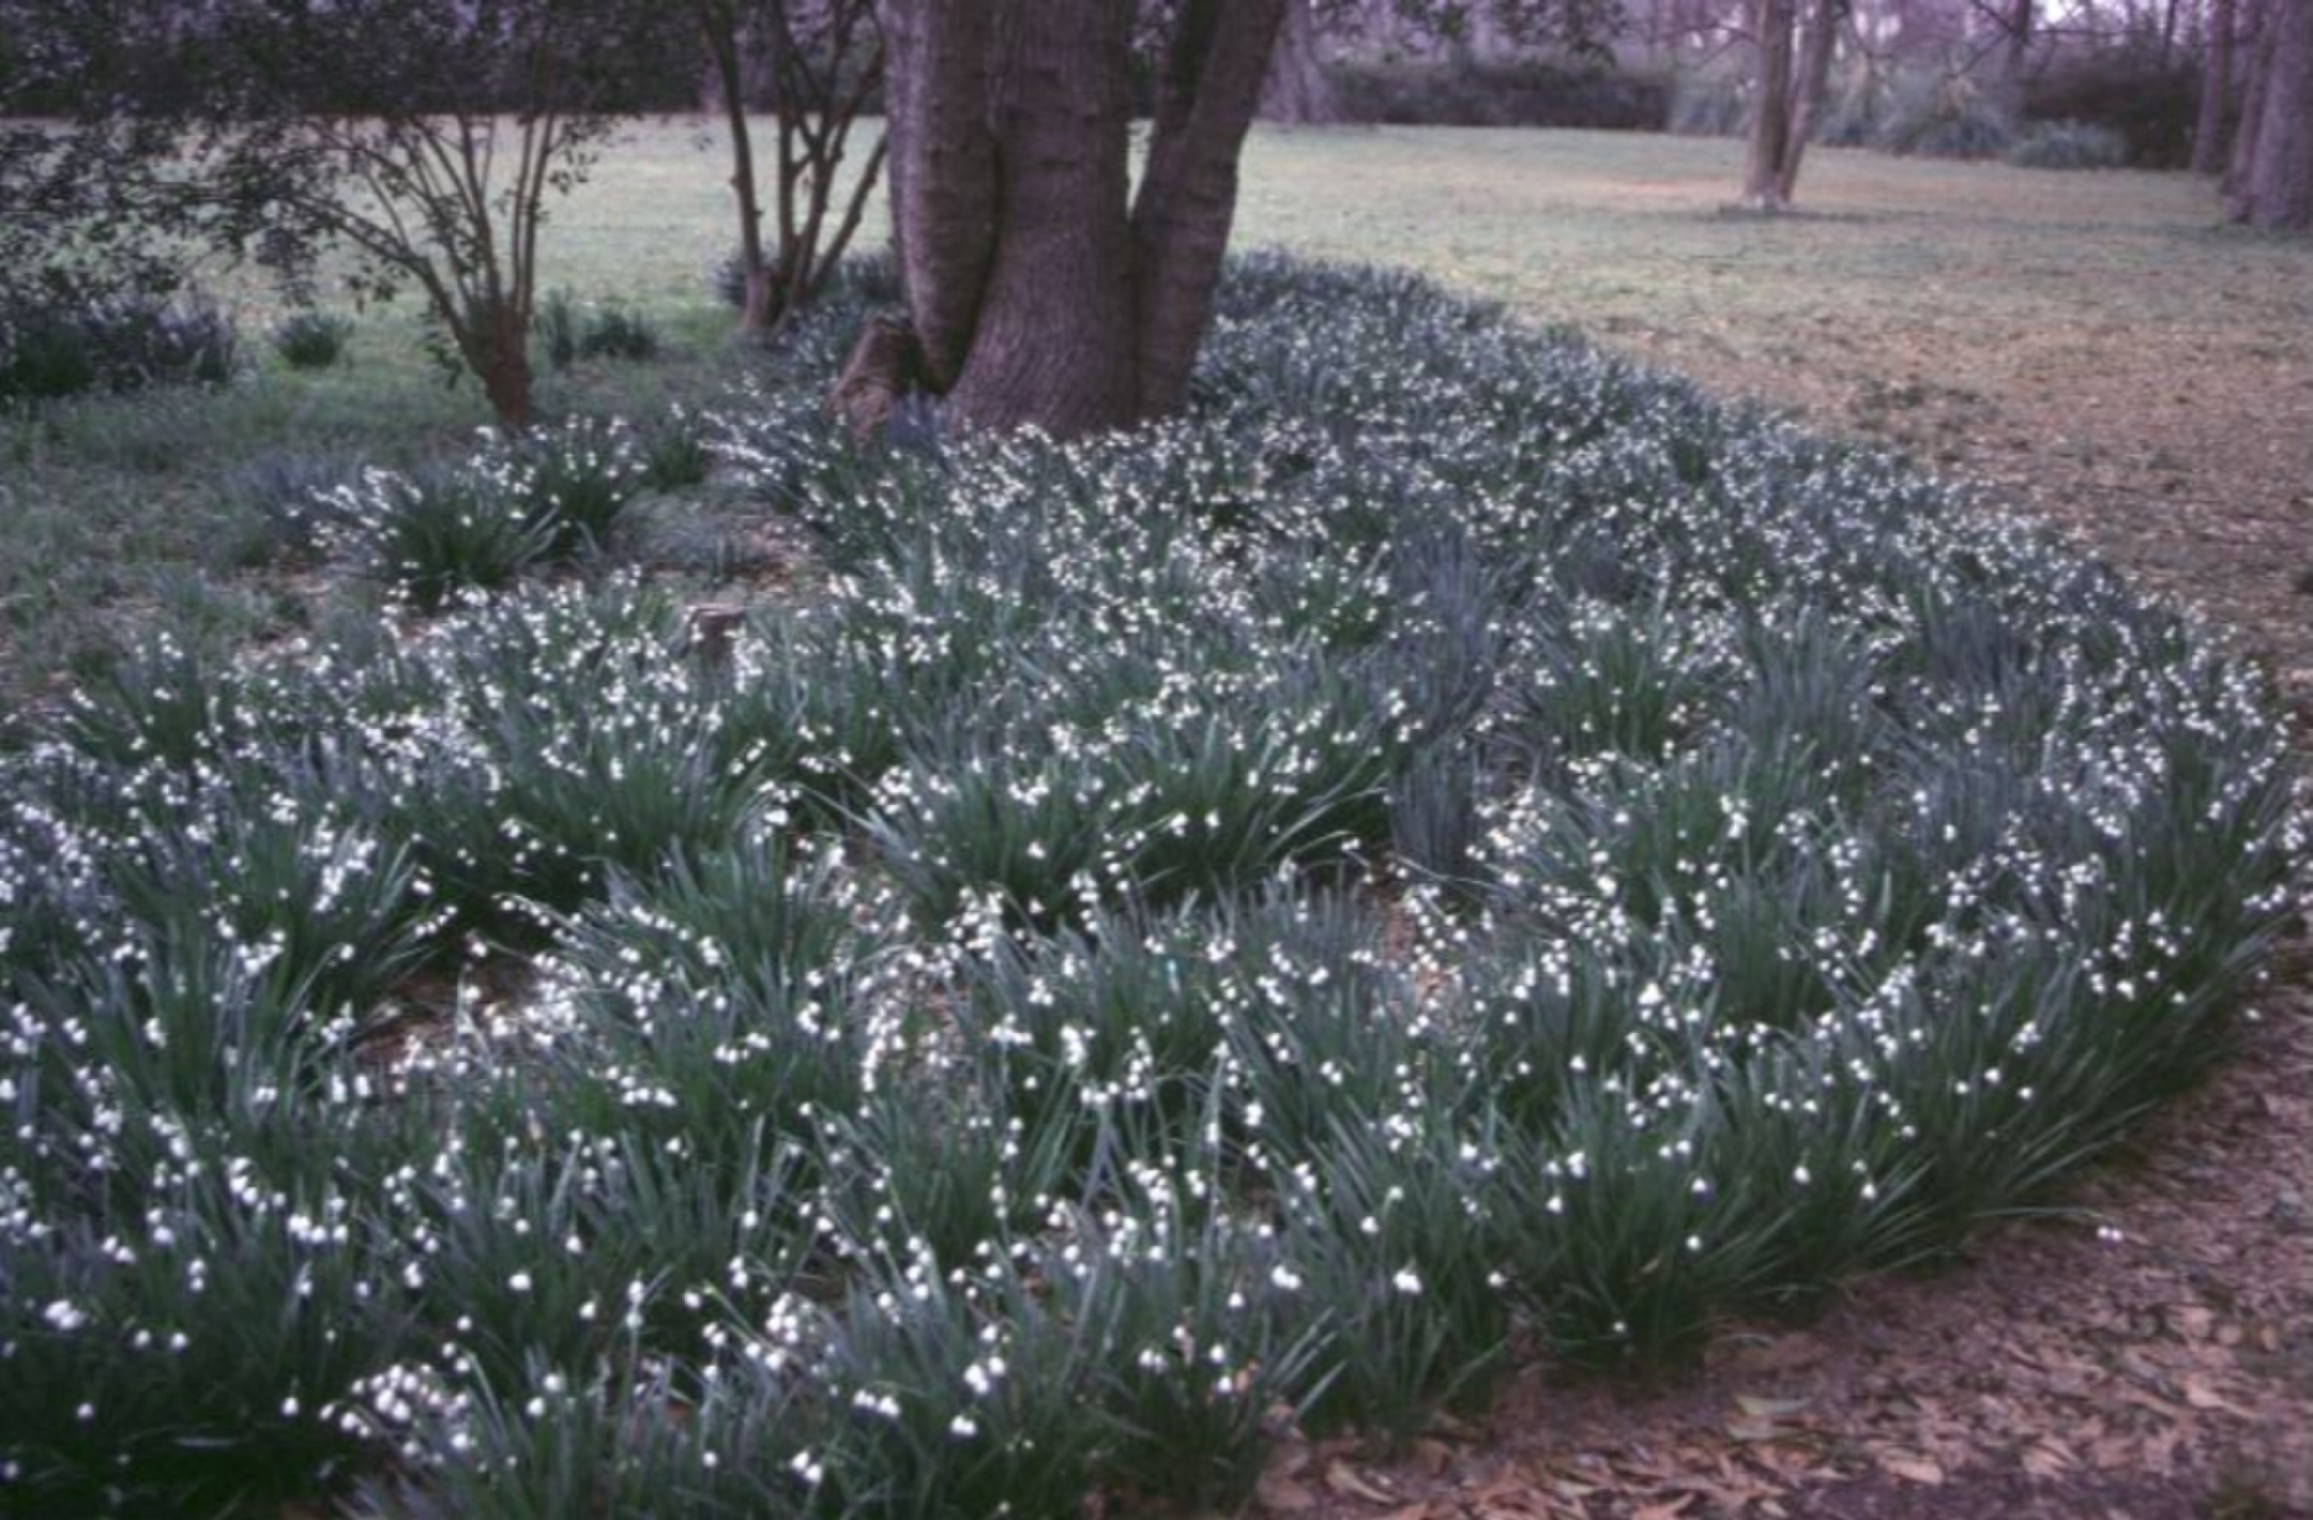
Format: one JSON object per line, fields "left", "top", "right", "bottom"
{"left": 0, "top": 258, "right": 2298, "bottom": 1517}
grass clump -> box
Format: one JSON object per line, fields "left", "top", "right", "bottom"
{"left": 270, "top": 309, "right": 357, "bottom": 370}
{"left": 0, "top": 255, "right": 2299, "bottom": 1517}
{"left": 324, "top": 415, "right": 649, "bottom": 608}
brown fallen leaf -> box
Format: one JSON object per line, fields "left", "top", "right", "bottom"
{"left": 1410, "top": 1438, "right": 1456, "bottom": 1477}
{"left": 1629, "top": 1498, "right": 1695, "bottom": 1520}
{"left": 1879, "top": 1454, "right": 1946, "bottom": 1485}
{"left": 1324, "top": 1461, "right": 1397, "bottom": 1505}
{"left": 2180, "top": 1374, "right": 2254, "bottom": 1417}
{"left": 1257, "top": 1472, "right": 1318, "bottom": 1513}
{"left": 2020, "top": 1440, "right": 2078, "bottom": 1478}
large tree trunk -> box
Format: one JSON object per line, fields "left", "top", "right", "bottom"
{"left": 871, "top": 0, "right": 1285, "bottom": 438}
{"left": 2194, "top": 0, "right": 2239, "bottom": 175}
{"left": 1742, "top": 0, "right": 1798, "bottom": 210}
{"left": 1259, "top": 0, "right": 1341, "bottom": 124}
{"left": 2231, "top": 0, "right": 2313, "bottom": 228}
{"left": 1774, "top": 0, "right": 1843, "bottom": 205}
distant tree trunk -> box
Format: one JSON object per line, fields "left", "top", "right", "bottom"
{"left": 869, "top": 0, "right": 1285, "bottom": 437}
{"left": 1774, "top": 0, "right": 1843, "bottom": 204}
{"left": 2226, "top": 0, "right": 2274, "bottom": 198}
{"left": 2003, "top": 0, "right": 2034, "bottom": 79}
{"left": 701, "top": 0, "right": 777, "bottom": 332}
{"left": 1743, "top": 0, "right": 1798, "bottom": 209}
{"left": 1260, "top": 0, "right": 1340, "bottom": 123}
{"left": 2230, "top": 0, "right": 2313, "bottom": 228}
{"left": 705, "top": 0, "right": 886, "bottom": 338}
{"left": 2193, "top": 0, "right": 2238, "bottom": 174}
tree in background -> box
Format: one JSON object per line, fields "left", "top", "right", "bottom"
{"left": 2227, "top": 0, "right": 2312, "bottom": 228}
{"left": 867, "top": 0, "right": 1287, "bottom": 438}
{"left": 1263, "top": 0, "right": 1345, "bottom": 121}
{"left": 1, "top": 0, "right": 687, "bottom": 429}
{"left": 2192, "top": 0, "right": 2239, "bottom": 174}
{"left": 699, "top": 0, "right": 888, "bottom": 336}
{"left": 1739, "top": 0, "right": 1844, "bottom": 209}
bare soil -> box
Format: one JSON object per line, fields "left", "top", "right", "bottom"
{"left": 1243, "top": 153, "right": 2313, "bottom": 1520}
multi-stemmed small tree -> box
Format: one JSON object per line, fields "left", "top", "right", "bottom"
{"left": 1, "top": 0, "right": 689, "bottom": 429}
{"left": 699, "top": 0, "right": 889, "bottom": 337}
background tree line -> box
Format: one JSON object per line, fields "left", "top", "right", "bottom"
{"left": 4, "top": 0, "right": 2307, "bottom": 441}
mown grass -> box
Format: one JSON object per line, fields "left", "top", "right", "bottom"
{"left": 0, "top": 251, "right": 2299, "bottom": 1517}
{"left": 7, "top": 123, "right": 2309, "bottom": 720}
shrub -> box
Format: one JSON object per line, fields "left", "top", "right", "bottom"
{"left": 270, "top": 309, "right": 356, "bottom": 369}
{"left": 2005, "top": 119, "right": 2129, "bottom": 170}
{"left": 1665, "top": 64, "right": 1748, "bottom": 137}
{"left": 576, "top": 304, "right": 659, "bottom": 363}
{"left": 2023, "top": 48, "right": 2198, "bottom": 168}
{"left": 0, "top": 288, "right": 240, "bottom": 405}
{"left": 1872, "top": 68, "right": 2013, "bottom": 159}
{"left": 1328, "top": 55, "right": 1666, "bottom": 129}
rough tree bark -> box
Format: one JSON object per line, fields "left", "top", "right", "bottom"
{"left": 1773, "top": 0, "right": 1843, "bottom": 205}
{"left": 1260, "top": 0, "right": 1342, "bottom": 123}
{"left": 869, "top": 0, "right": 1286, "bottom": 437}
{"left": 1742, "top": 0, "right": 1797, "bottom": 209}
{"left": 2193, "top": 0, "right": 2238, "bottom": 175}
{"left": 2230, "top": 0, "right": 2313, "bottom": 228}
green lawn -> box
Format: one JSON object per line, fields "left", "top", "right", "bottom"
{"left": 6, "top": 123, "right": 2309, "bottom": 719}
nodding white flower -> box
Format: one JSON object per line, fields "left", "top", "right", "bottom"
{"left": 507, "top": 1271, "right": 533, "bottom": 1294}
{"left": 948, "top": 1414, "right": 979, "bottom": 1439}
{"left": 1392, "top": 1265, "right": 1424, "bottom": 1295}
{"left": 1270, "top": 1263, "right": 1303, "bottom": 1292}
{"left": 42, "top": 1300, "right": 87, "bottom": 1333}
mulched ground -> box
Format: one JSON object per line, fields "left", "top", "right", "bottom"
{"left": 1244, "top": 300, "right": 2313, "bottom": 1520}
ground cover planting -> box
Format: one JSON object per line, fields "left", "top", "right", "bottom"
{"left": 0, "top": 256, "right": 2300, "bottom": 1517}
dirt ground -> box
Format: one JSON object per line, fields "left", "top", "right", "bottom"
{"left": 1246, "top": 194, "right": 2313, "bottom": 1520}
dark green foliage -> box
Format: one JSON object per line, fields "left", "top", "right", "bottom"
{"left": 2005, "top": 119, "right": 2130, "bottom": 170}
{"left": 0, "top": 255, "right": 2297, "bottom": 1519}
{"left": 270, "top": 309, "right": 356, "bottom": 369}
{"left": 1329, "top": 55, "right": 1666, "bottom": 129}
{"left": 0, "top": 288, "right": 240, "bottom": 405}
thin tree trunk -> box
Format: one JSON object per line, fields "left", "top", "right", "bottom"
{"left": 1259, "top": 0, "right": 1340, "bottom": 124}
{"left": 1743, "top": 0, "right": 1798, "bottom": 210}
{"left": 2007, "top": 0, "right": 2034, "bottom": 74}
{"left": 2233, "top": 0, "right": 2313, "bottom": 228}
{"left": 2194, "top": 0, "right": 2238, "bottom": 174}
{"left": 2226, "top": 0, "right": 2276, "bottom": 204}
{"left": 702, "top": 0, "right": 777, "bottom": 334}
{"left": 1775, "top": 0, "right": 1842, "bottom": 204}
